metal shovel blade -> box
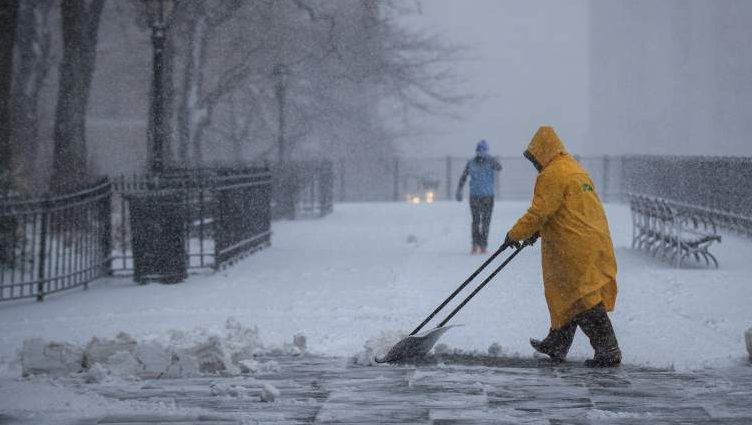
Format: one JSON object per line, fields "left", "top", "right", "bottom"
{"left": 375, "top": 325, "right": 458, "bottom": 364}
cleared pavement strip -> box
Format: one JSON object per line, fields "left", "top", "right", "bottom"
{"left": 88, "top": 355, "right": 752, "bottom": 424}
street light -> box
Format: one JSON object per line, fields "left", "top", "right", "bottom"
{"left": 272, "top": 63, "right": 296, "bottom": 219}
{"left": 273, "top": 63, "right": 290, "bottom": 163}
{"left": 144, "top": 0, "right": 174, "bottom": 174}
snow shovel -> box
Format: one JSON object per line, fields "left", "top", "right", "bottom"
{"left": 375, "top": 241, "right": 531, "bottom": 363}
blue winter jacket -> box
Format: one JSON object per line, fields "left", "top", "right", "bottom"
{"left": 458, "top": 154, "right": 502, "bottom": 197}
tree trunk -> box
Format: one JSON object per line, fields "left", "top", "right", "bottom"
{"left": 10, "top": 0, "right": 54, "bottom": 193}
{"left": 0, "top": 0, "right": 19, "bottom": 195}
{"left": 176, "top": 0, "right": 246, "bottom": 167}
{"left": 177, "top": 6, "right": 209, "bottom": 167}
{"left": 50, "top": 0, "right": 106, "bottom": 193}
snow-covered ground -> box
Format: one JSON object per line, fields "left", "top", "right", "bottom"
{"left": 1, "top": 201, "right": 750, "bottom": 374}
{"left": 1, "top": 201, "right": 751, "bottom": 421}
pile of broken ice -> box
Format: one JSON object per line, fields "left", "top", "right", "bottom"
{"left": 19, "top": 318, "right": 305, "bottom": 382}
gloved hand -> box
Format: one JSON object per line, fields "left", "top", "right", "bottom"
{"left": 455, "top": 190, "right": 462, "bottom": 202}
{"left": 503, "top": 233, "right": 521, "bottom": 249}
{"left": 524, "top": 232, "right": 540, "bottom": 246}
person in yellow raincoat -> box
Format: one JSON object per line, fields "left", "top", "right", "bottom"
{"left": 504, "top": 126, "right": 621, "bottom": 367}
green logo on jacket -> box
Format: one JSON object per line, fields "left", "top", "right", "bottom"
{"left": 582, "top": 183, "right": 595, "bottom": 193}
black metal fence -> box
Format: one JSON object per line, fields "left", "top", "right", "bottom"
{"left": 0, "top": 166, "right": 273, "bottom": 302}
{"left": 272, "top": 160, "right": 334, "bottom": 219}
{"left": 623, "top": 156, "right": 752, "bottom": 237}
{"left": 214, "top": 171, "right": 272, "bottom": 266}
{"left": 111, "top": 166, "right": 272, "bottom": 274}
{"left": 333, "top": 156, "right": 624, "bottom": 203}
{"left": 0, "top": 179, "right": 112, "bottom": 302}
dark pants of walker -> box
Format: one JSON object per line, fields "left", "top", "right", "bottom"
{"left": 470, "top": 196, "right": 494, "bottom": 249}
{"left": 539, "top": 303, "right": 621, "bottom": 360}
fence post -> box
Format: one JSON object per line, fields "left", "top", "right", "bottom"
{"left": 393, "top": 157, "right": 400, "bottom": 202}
{"left": 101, "top": 182, "right": 113, "bottom": 277}
{"left": 445, "top": 156, "right": 452, "bottom": 200}
{"left": 36, "top": 199, "right": 48, "bottom": 302}
{"left": 338, "top": 159, "right": 346, "bottom": 202}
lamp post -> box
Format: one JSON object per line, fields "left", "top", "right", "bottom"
{"left": 273, "top": 63, "right": 296, "bottom": 218}
{"left": 144, "top": 0, "right": 173, "bottom": 174}
{"left": 273, "top": 63, "right": 290, "bottom": 163}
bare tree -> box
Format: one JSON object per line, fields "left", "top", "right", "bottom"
{"left": 173, "top": 0, "right": 464, "bottom": 166}
{"left": 50, "top": 0, "right": 106, "bottom": 193}
{"left": 10, "top": 0, "right": 55, "bottom": 193}
{"left": 175, "top": 0, "right": 255, "bottom": 166}
{"left": 0, "top": 0, "right": 19, "bottom": 195}
{"left": 258, "top": 0, "right": 464, "bottom": 161}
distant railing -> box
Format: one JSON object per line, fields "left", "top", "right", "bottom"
{"left": 333, "top": 156, "right": 624, "bottom": 203}
{"left": 623, "top": 156, "right": 752, "bottom": 237}
{"left": 0, "top": 179, "right": 112, "bottom": 302}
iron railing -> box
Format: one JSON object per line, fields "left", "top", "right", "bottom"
{"left": 623, "top": 156, "right": 752, "bottom": 237}
{"left": 214, "top": 171, "right": 272, "bottom": 266}
{"left": 111, "top": 166, "right": 272, "bottom": 274}
{"left": 0, "top": 179, "right": 112, "bottom": 301}
{"left": 333, "top": 156, "right": 624, "bottom": 203}
{"left": 273, "top": 160, "right": 334, "bottom": 219}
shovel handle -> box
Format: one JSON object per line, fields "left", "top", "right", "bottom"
{"left": 409, "top": 243, "right": 509, "bottom": 336}
{"left": 437, "top": 243, "right": 527, "bottom": 328}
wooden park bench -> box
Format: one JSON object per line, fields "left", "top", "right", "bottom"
{"left": 628, "top": 193, "right": 721, "bottom": 268}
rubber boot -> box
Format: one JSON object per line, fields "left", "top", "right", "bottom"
{"left": 530, "top": 321, "right": 576, "bottom": 362}
{"left": 578, "top": 304, "right": 622, "bottom": 367}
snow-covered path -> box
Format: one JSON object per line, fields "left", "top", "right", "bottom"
{"left": 1, "top": 201, "right": 751, "bottom": 375}
{"left": 23, "top": 355, "right": 752, "bottom": 425}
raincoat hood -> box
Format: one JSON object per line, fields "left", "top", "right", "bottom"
{"left": 526, "top": 126, "right": 567, "bottom": 169}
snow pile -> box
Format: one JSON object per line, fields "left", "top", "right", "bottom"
{"left": 746, "top": 328, "right": 752, "bottom": 362}
{"left": 21, "top": 339, "right": 84, "bottom": 377}
{"left": 260, "top": 382, "right": 281, "bottom": 402}
{"left": 239, "top": 358, "right": 280, "bottom": 374}
{"left": 19, "top": 318, "right": 303, "bottom": 380}
{"left": 209, "top": 381, "right": 250, "bottom": 398}
{"left": 353, "top": 332, "right": 510, "bottom": 366}
{"left": 352, "top": 330, "right": 406, "bottom": 365}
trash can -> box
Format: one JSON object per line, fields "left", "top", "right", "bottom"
{"left": 126, "top": 191, "right": 187, "bottom": 284}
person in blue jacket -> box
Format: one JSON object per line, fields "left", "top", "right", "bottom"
{"left": 455, "top": 140, "right": 502, "bottom": 254}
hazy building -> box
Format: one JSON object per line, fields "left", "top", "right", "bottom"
{"left": 588, "top": 0, "right": 752, "bottom": 156}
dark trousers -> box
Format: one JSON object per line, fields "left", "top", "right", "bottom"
{"left": 538, "top": 303, "right": 620, "bottom": 360}
{"left": 470, "top": 196, "right": 494, "bottom": 249}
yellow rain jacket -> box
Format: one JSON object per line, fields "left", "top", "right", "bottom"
{"left": 508, "top": 127, "right": 617, "bottom": 329}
